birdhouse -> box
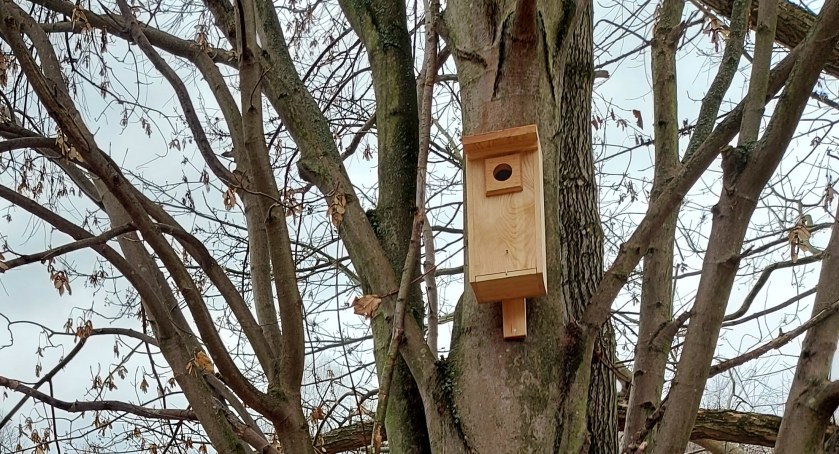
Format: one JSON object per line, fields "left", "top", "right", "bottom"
{"left": 462, "top": 124, "right": 547, "bottom": 340}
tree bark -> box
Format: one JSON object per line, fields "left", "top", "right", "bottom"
{"left": 652, "top": 1, "right": 839, "bottom": 451}
{"left": 622, "top": 0, "right": 684, "bottom": 450}
{"left": 444, "top": 0, "right": 614, "bottom": 452}
{"left": 335, "top": 1, "right": 431, "bottom": 451}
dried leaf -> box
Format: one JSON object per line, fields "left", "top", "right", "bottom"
{"left": 352, "top": 294, "right": 381, "bottom": 319}
{"left": 56, "top": 132, "right": 83, "bottom": 163}
{"left": 75, "top": 320, "right": 93, "bottom": 342}
{"left": 222, "top": 187, "right": 236, "bottom": 210}
{"left": 826, "top": 185, "right": 836, "bottom": 212}
{"left": 632, "top": 109, "right": 643, "bottom": 129}
{"left": 188, "top": 351, "right": 214, "bottom": 375}
{"left": 788, "top": 218, "right": 815, "bottom": 263}
{"left": 139, "top": 377, "right": 149, "bottom": 393}
{"left": 310, "top": 405, "right": 324, "bottom": 421}
{"left": 51, "top": 270, "right": 71, "bottom": 296}
{"left": 327, "top": 192, "right": 347, "bottom": 229}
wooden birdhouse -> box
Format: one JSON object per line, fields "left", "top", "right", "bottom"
{"left": 462, "top": 124, "right": 547, "bottom": 340}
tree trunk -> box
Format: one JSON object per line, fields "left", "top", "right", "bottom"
{"left": 622, "top": 0, "right": 683, "bottom": 450}
{"left": 444, "top": 1, "right": 615, "bottom": 452}
{"left": 336, "top": 1, "right": 431, "bottom": 451}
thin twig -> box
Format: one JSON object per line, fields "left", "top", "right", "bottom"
{"left": 709, "top": 298, "right": 839, "bottom": 377}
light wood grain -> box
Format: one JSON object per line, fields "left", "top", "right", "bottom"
{"left": 502, "top": 298, "right": 527, "bottom": 340}
{"left": 462, "top": 124, "right": 539, "bottom": 161}
{"left": 465, "top": 126, "right": 546, "bottom": 303}
{"left": 484, "top": 153, "right": 523, "bottom": 196}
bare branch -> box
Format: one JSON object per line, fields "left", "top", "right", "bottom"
{"left": 0, "top": 375, "right": 196, "bottom": 421}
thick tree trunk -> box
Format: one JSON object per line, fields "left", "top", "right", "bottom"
{"left": 444, "top": 1, "right": 614, "bottom": 452}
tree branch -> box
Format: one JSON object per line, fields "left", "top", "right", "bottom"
{"left": 0, "top": 224, "right": 135, "bottom": 271}
{"left": 0, "top": 136, "right": 55, "bottom": 154}
{"left": 0, "top": 375, "right": 196, "bottom": 421}
{"left": 696, "top": 0, "right": 839, "bottom": 79}
{"left": 710, "top": 298, "right": 839, "bottom": 376}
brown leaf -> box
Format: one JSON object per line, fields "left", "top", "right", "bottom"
{"left": 51, "top": 271, "right": 71, "bottom": 296}
{"left": 788, "top": 220, "right": 812, "bottom": 263}
{"left": 352, "top": 294, "right": 381, "bottom": 319}
{"left": 223, "top": 187, "right": 236, "bottom": 210}
{"left": 327, "top": 192, "right": 347, "bottom": 229}
{"left": 632, "top": 109, "right": 643, "bottom": 129}
{"left": 310, "top": 405, "right": 324, "bottom": 421}
{"left": 75, "top": 320, "right": 93, "bottom": 343}
{"left": 826, "top": 185, "right": 836, "bottom": 212}
{"left": 189, "top": 351, "right": 214, "bottom": 375}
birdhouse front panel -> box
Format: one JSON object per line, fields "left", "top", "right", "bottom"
{"left": 463, "top": 125, "right": 547, "bottom": 304}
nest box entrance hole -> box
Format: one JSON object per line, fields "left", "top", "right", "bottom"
{"left": 484, "top": 153, "right": 523, "bottom": 196}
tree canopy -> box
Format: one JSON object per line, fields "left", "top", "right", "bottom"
{"left": 1, "top": 0, "right": 839, "bottom": 453}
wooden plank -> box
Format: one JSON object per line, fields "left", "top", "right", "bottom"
{"left": 502, "top": 298, "right": 527, "bottom": 339}
{"left": 462, "top": 124, "right": 539, "bottom": 161}
{"left": 484, "top": 153, "right": 523, "bottom": 196}
{"left": 471, "top": 270, "right": 546, "bottom": 303}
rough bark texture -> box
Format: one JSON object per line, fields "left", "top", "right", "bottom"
{"left": 443, "top": 1, "right": 614, "bottom": 452}
{"left": 555, "top": 4, "right": 618, "bottom": 451}
{"left": 652, "top": 1, "right": 839, "bottom": 451}
{"left": 335, "top": 1, "right": 430, "bottom": 451}
{"left": 622, "top": 0, "right": 683, "bottom": 450}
